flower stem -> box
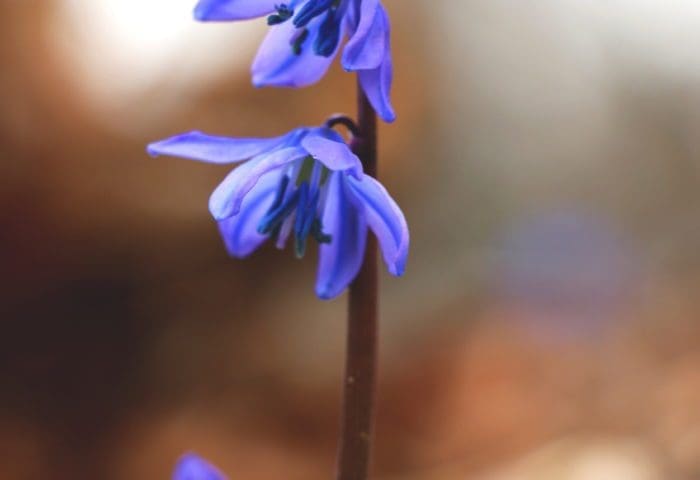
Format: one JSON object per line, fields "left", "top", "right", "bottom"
{"left": 336, "top": 81, "right": 378, "bottom": 480}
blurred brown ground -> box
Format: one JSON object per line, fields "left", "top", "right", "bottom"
{"left": 2, "top": 1, "right": 700, "bottom": 479}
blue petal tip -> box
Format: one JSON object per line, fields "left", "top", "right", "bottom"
{"left": 193, "top": 3, "right": 211, "bottom": 21}
{"left": 315, "top": 279, "right": 346, "bottom": 300}
{"left": 146, "top": 144, "right": 159, "bottom": 157}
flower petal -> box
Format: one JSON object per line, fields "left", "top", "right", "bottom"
{"left": 347, "top": 174, "right": 408, "bottom": 276}
{"left": 357, "top": 6, "right": 395, "bottom": 123}
{"left": 194, "top": 0, "right": 277, "bottom": 21}
{"left": 209, "top": 147, "right": 307, "bottom": 220}
{"left": 147, "top": 131, "right": 293, "bottom": 164}
{"left": 316, "top": 172, "right": 367, "bottom": 300}
{"left": 173, "top": 453, "right": 227, "bottom": 480}
{"left": 342, "top": 0, "right": 385, "bottom": 71}
{"left": 218, "top": 169, "right": 282, "bottom": 258}
{"left": 252, "top": 10, "right": 342, "bottom": 88}
{"left": 301, "top": 128, "right": 362, "bottom": 177}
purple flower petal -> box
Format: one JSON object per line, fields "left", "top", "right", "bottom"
{"left": 347, "top": 174, "right": 408, "bottom": 276}
{"left": 147, "top": 131, "right": 292, "bottom": 164}
{"left": 342, "top": 0, "right": 385, "bottom": 71}
{"left": 173, "top": 453, "right": 227, "bottom": 480}
{"left": 301, "top": 128, "right": 362, "bottom": 178}
{"left": 209, "top": 147, "right": 307, "bottom": 220}
{"left": 252, "top": 9, "right": 342, "bottom": 88}
{"left": 218, "top": 170, "right": 282, "bottom": 257}
{"left": 316, "top": 172, "right": 367, "bottom": 299}
{"left": 194, "top": 0, "right": 277, "bottom": 21}
{"left": 357, "top": 5, "right": 395, "bottom": 123}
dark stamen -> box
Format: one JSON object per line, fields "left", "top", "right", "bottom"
{"left": 267, "top": 4, "right": 294, "bottom": 25}
{"left": 314, "top": 8, "right": 341, "bottom": 57}
{"left": 256, "top": 161, "right": 334, "bottom": 257}
{"left": 293, "top": 0, "right": 335, "bottom": 28}
{"left": 269, "top": 175, "right": 290, "bottom": 212}
{"left": 295, "top": 184, "right": 324, "bottom": 258}
{"left": 311, "top": 219, "right": 332, "bottom": 244}
{"left": 291, "top": 28, "right": 310, "bottom": 55}
{"left": 294, "top": 183, "right": 311, "bottom": 257}
{"left": 257, "top": 187, "right": 300, "bottom": 235}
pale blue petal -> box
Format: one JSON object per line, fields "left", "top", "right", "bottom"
{"left": 218, "top": 170, "right": 282, "bottom": 257}
{"left": 173, "top": 453, "right": 227, "bottom": 480}
{"left": 357, "top": 5, "right": 395, "bottom": 122}
{"left": 194, "top": 0, "right": 276, "bottom": 21}
{"left": 316, "top": 172, "right": 367, "bottom": 300}
{"left": 252, "top": 10, "right": 342, "bottom": 88}
{"left": 147, "top": 131, "right": 293, "bottom": 164}
{"left": 342, "top": 0, "right": 358, "bottom": 29}
{"left": 301, "top": 128, "right": 362, "bottom": 177}
{"left": 347, "top": 174, "right": 408, "bottom": 276}
{"left": 342, "top": 0, "right": 385, "bottom": 70}
{"left": 209, "top": 147, "right": 307, "bottom": 220}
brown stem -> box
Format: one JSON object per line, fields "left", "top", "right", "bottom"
{"left": 336, "top": 81, "right": 379, "bottom": 480}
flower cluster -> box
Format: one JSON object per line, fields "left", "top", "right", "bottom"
{"left": 148, "top": 125, "right": 408, "bottom": 299}
{"left": 193, "top": 0, "right": 395, "bottom": 122}
{"left": 152, "top": 1, "right": 408, "bottom": 471}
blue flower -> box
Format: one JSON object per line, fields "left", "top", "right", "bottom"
{"left": 148, "top": 125, "right": 409, "bottom": 300}
{"left": 173, "top": 454, "right": 227, "bottom": 480}
{"left": 193, "top": 0, "right": 395, "bottom": 122}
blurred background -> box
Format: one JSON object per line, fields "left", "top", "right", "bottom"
{"left": 2, "top": 0, "right": 700, "bottom": 478}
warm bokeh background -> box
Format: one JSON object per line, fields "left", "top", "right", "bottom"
{"left": 3, "top": 1, "right": 700, "bottom": 479}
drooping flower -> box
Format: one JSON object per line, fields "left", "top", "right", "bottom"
{"left": 148, "top": 125, "right": 408, "bottom": 299}
{"left": 173, "top": 454, "right": 227, "bottom": 480}
{"left": 193, "top": 0, "right": 395, "bottom": 122}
